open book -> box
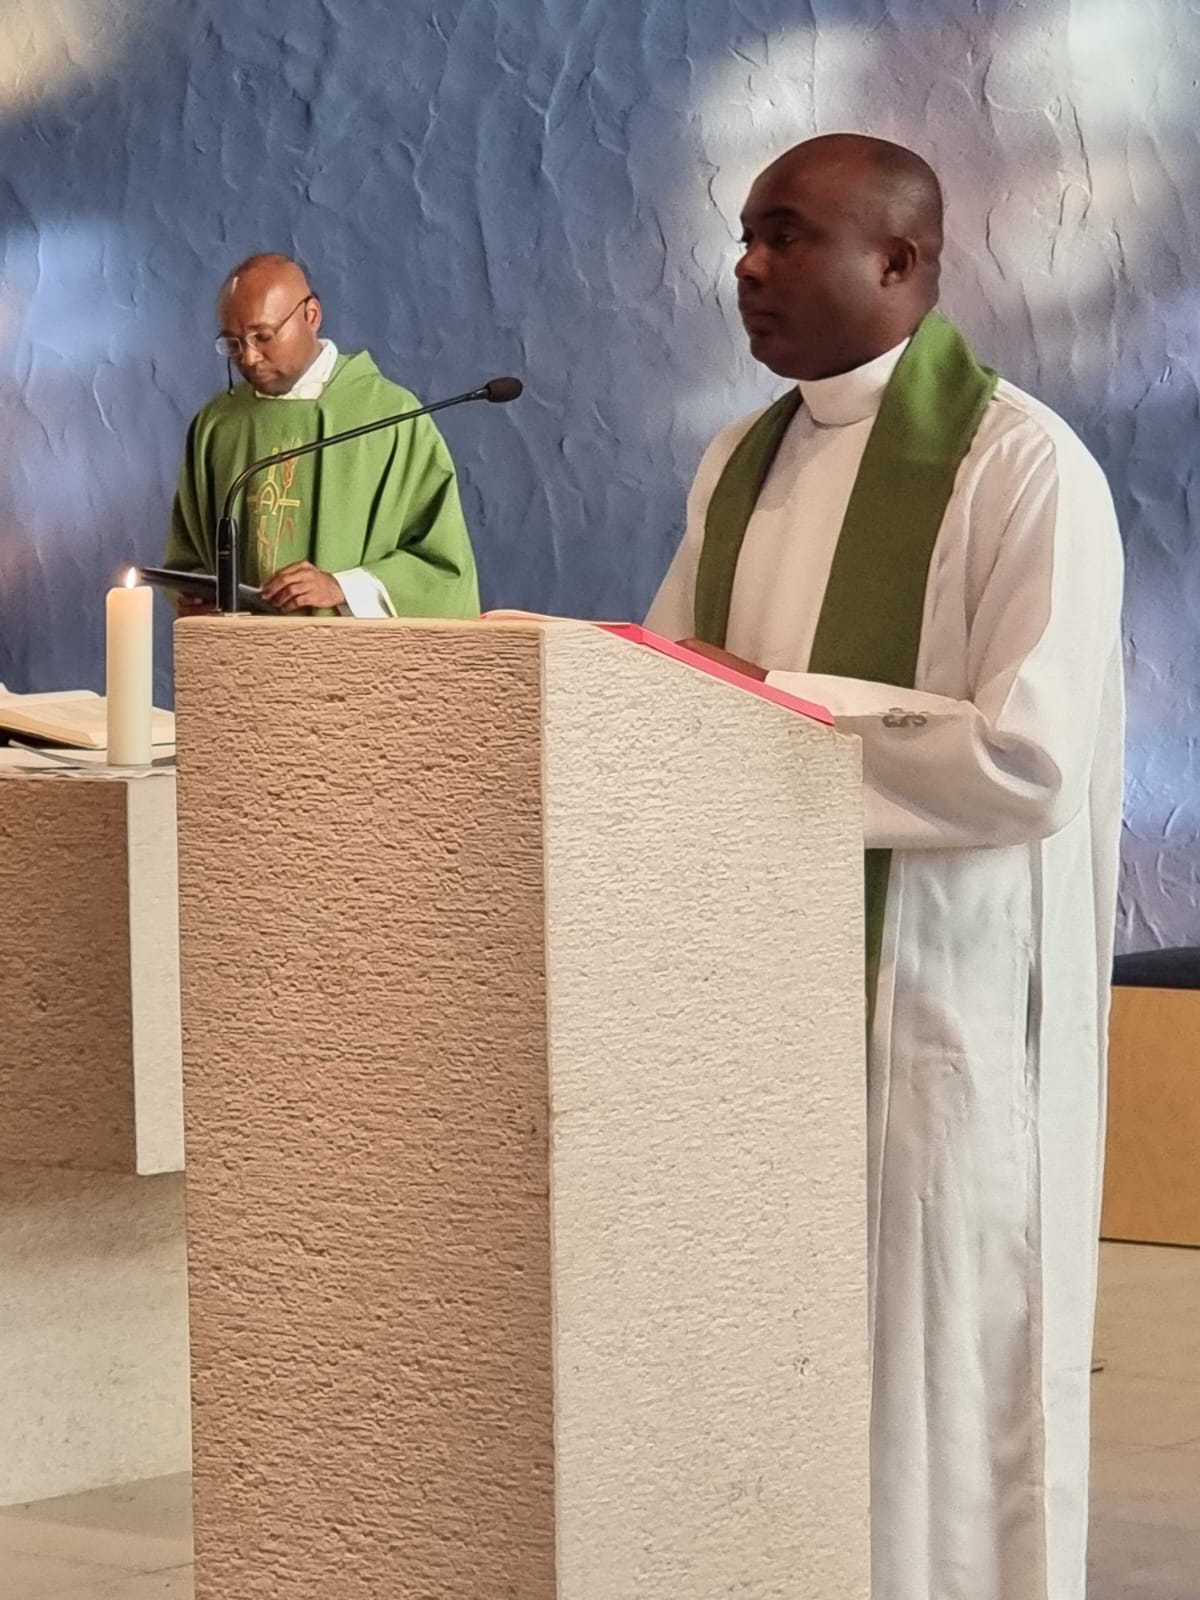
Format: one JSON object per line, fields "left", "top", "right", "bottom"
{"left": 0, "top": 687, "right": 175, "bottom": 751}
{"left": 480, "top": 609, "right": 622, "bottom": 625}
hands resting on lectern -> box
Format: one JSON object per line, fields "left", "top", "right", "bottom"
{"left": 677, "top": 638, "right": 768, "bottom": 682}
{"left": 174, "top": 561, "right": 346, "bottom": 617}
{"left": 260, "top": 562, "right": 345, "bottom": 612}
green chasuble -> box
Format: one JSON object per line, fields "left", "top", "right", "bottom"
{"left": 693, "top": 312, "right": 998, "bottom": 1008}
{"left": 165, "top": 351, "right": 480, "bottom": 617}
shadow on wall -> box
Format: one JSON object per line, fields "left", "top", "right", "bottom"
{"left": 0, "top": 0, "right": 1196, "bottom": 947}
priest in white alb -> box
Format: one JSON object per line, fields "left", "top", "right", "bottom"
{"left": 647, "top": 133, "right": 1125, "bottom": 1600}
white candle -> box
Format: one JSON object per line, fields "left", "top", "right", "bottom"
{"left": 106, "top": 568, "right": 153, "bottom": 766}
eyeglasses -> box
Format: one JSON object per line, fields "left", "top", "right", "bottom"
{"left": 215, "top": 294, "right": 314, "bottom": 359}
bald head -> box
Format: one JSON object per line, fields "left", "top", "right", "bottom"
{"left": 735, "top": 133, "right": 944, "bottom": 381}
{"left": 219, "top": 253, "right": 312, "bottom": 308}
{"left": 216, "top": 253, "right": 323, "bottom": 395}
{"left": 768, "top": 135, "right": 943, "bottom": 260}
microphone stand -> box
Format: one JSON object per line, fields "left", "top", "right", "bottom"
{"left": 215, "top": 377, "right": 521, "bottom": 613}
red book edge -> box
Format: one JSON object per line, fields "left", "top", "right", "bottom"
{"left": 596, "top": 624, "right": 835, "bottom": 727}
{"left": 478, "top": 614, "right": 835, "bottom": 727}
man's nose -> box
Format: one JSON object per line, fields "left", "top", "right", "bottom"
{"left": 239, "top": 344, "right": 263, "bottom": 369}
{"left": 735, "top": 243, "right": 766, "bottom": 284}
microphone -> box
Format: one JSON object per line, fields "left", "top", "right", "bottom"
{"left": 481, "top": 376, "right": 522, "bottom": 403}
{"left": 215, "top": 375, "right": 524, "bottom": 613}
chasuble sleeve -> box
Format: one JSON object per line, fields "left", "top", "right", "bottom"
{"left": 766, "top": 436, "right": 1124, "bottom": 853}
{"left": 357, "top": 416, "right": 479, "bottom": 619}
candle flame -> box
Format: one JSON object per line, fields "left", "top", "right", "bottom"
{"left": 124, "top": 567, "right": 138, "bottom": 589}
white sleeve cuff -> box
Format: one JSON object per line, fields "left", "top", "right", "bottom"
{"left": 334, "top": 568, "right": 396, "bottom": 619}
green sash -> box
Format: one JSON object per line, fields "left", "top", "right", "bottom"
{"left": 694, "top": 312, "right": 997, "bottom": 1013}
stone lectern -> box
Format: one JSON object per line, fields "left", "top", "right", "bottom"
{"left": 175, "top": 617, "right": 869, "bottom": 1600}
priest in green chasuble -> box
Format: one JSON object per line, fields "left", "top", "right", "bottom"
{"left": 165, "top": 253, "right": 479, "bottom": 617}
{"left": 647, "top": 135, "right": 1124, "bottom": 1600}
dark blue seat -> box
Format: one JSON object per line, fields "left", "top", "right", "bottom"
{"left": 1113, "top": 948, "right": 1200, "bottom": 989}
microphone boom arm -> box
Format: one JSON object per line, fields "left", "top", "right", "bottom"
{"left": 215, "top": 376, "right": 520, "bottom": 612}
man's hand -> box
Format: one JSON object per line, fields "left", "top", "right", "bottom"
{"left": 677, "top": 638, "right": 768, "bottom": 682}
{"left": 176, "top": 594, "right": 216, "bottom": 617}
{"left": 261, "top": 562, "right": 345, "bottom": 614}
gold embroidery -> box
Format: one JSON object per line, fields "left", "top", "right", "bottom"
{"left": 250, "top": 445, "right": 303, "bottom": 578}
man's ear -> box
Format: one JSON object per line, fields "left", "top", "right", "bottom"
{"left": 882, "top": 237, "right": 919, "bottom": 287}
{"left": 306, "top": 296, "right": 323, "bottom": 335}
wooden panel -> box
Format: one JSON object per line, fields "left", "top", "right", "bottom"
{"left": 1102, "top": 986, "right": 1200, "bottom": 1246}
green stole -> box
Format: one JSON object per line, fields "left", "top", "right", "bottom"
{"left": 693, "top": 311, "right": 997, "bottom": 1013}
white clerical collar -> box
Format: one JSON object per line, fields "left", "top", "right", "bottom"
{"left": 260, "top": 339, "right": 339, "bottom": 400}
{"left": 797, "top": 338, "right": 910, "bottom": 427}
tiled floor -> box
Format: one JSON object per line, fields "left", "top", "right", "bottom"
{"left": 1, "top": 1242, "right": 1197, "bottom": 1597}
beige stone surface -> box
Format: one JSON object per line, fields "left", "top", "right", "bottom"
{"left": 9, "top": 1246, "right": 1200, "bottom": 1600}
{"left": 176, "top": 619, "right": 555, "bottom": 1600}
{"left": 0, "top": 777, "right": 136, "bottom": 1170}
{"left": 0, "top": 1168, "right": 191, "bottom": 1505}
{"left": 0, "top": 771, "right": 188, "bottom": 1503}
{"left": 542, "top": 627, "right": 869, "bottom": 1600}
{"left": 0, "top": 771, "right": 182, "bottom": 1175}
{"left": 127, "top": 779, "right": 184, "bottom": 1176}
{"left": 177, "top": 618, "right": 870, "bottom": 1600}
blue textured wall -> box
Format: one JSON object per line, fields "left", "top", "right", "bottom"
{"left": 0, "top": 0, "right": 1195, "bottom": 949}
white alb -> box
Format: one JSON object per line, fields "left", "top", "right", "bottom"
{"left": 648, "top": 338, "right": 1125, "bottom": 1600}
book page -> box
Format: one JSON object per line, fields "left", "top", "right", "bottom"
{"left": 480, "top": 610, "right": 628, "bottom": 626}
{"left": 0, "top": 690, "right": 175, "bottom": 750}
